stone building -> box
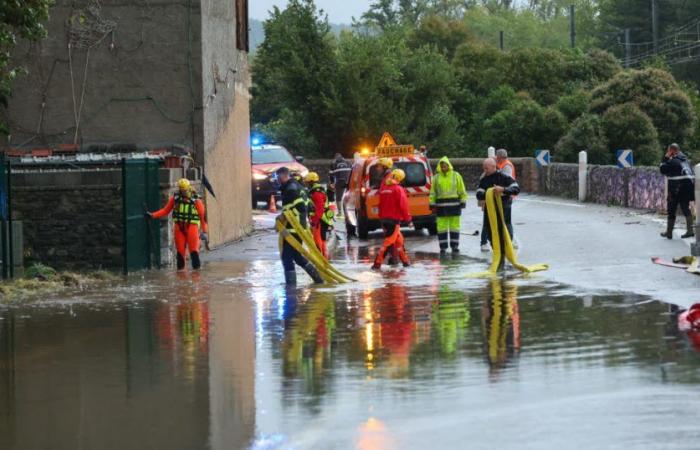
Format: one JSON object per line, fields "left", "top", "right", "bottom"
{"left": 2, "top": 0, "right": 252, "bottom": 247}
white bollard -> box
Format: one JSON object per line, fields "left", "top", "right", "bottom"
{"left": 694, "top": 163, "right": 700, "bottom": 256}
{"left": 487, "top": 146, "right": 495, "bottom": 159}
{"left": 578, "top": 150, "right": 587, "bottom": 202}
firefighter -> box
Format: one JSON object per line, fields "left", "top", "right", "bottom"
{"left": 660, "top": 143, "right": 695, "bottom": 239}
{"left": 372, "top": 169, "right": 411, "bottom": 270}
{"left": 276, "top": 167, "right": 324, "bottom": 286}
{"left": 371, "top": 157, "right": 394, "bottom": 189}
{"left": 429, "top": 156, "right": 467, "bottom": 254}
{"left": 476, "top": 158, "right": 520, "bottom": 247}
{"left": 304, "top": 172, "right": 334, "bottom": 259}
{"left": 147, "top": 178, "right": 207, "bottom": 270}
{"left": 329, "top": 153, "right": 352, "bottom": 210}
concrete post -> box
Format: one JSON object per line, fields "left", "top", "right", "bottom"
{"left": 578, "top": 151, "right": 587, "bottom": 202}
{"left": 693, "top": 163, "right": 700, "bottom": 256}
{"left": 487, "top": 146, "right": 495, "bottom": 159}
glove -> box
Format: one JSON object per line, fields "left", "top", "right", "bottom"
{"left": 200, "top": 232, "right": 208, "bottom": 241}
{"left": 460, "top": 202, "right": 466, "bottom": 209}
{"left": 144, "top": 212, "right": 153, "bottom": 219}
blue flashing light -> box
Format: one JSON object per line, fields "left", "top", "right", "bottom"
{"left": 251, "top": 137, "right": 261, "bottom": 146}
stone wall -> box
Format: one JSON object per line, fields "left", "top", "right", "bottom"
{"left": 305, "top": 158, "right": 667, "bottom": 212}
{"left": 11, "top": 167, "right": 193, "bottom": 270}
{"left": 305, "top": 157, "right": 539, "bottom": 192}
{"left": 12, "top": 170, "right": 123, "bottom": 269}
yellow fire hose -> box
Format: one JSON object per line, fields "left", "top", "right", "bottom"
{"left": 276, "top": 211, "right": 354, "bottom": 284}
{"left": 468, "top": 188, "right": 548, "bottom": 278}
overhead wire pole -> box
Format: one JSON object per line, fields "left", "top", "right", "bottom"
{"left": 499, "top": 30, "right": 504, "bottom": 51}
{"left": 651, "top": 0, "right": 659, "bottom": 54}
{"left": 570, "top": 4, "right": 576, "bottom": 48}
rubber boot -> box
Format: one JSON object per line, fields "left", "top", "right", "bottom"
{"left": 190, "top": 252, "right": 201, "bottom": 270}
{"left": 661, "top": 217, "right": 675, "bottom": 239}
{"left": 682, "top": 215, "right": 695, "bottom": 238}
{"left": 176, "top": 253, "right": 186, "bottom": 270}
{"left": 284, "top": 270, "right": 297, "bottom": 286}
{"left": 303, "top": 262, "right": 324, "bottom": 284}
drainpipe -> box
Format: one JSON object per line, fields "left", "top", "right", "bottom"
{"left": 578, "top": 151, "right": 587, "bottom": 202}
{"left": 693, "top": 163, "right": 700, "bottom": 256}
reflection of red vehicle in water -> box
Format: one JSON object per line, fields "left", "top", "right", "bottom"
{"left": 677, "top": 303, "right": 700, "bottom": 352}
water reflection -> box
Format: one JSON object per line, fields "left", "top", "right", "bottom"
{"left": 3, "top": 262, "right": 700, "bottom": 449}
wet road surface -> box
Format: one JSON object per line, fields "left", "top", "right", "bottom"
{"left": 2, "top": 214, "right": 700, "bottom": 449}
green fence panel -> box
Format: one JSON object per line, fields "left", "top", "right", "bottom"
{"left": 122, "top": 159, "right": 161, "bottom": 274}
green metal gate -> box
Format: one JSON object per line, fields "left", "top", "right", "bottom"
{"left": 122, "top": 158, "right": 161, "bottom": 274}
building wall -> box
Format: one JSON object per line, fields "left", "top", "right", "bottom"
{"left": 2, "top": 0, "right": 203, "bottom": 150}
{"left": 199, "top": 0, "right": 253, "bottom": 246}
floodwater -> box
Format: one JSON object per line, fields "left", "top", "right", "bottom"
{"left": 2, "top": 239, "right": 700, "bottom": 450}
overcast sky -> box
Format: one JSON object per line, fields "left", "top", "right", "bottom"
{"left": 251, "top": 0, "right": 371, "bottom": 23}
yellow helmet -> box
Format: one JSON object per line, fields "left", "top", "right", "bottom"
{"left": 378, "top": 157, "right": 394, "bottom": 169}
{"left": 177, "top": 178, "right": 191, "bottom": 191}
{"left": 391, "top": 169, "right": 406, "bottom": 183}
{"left": 304, "top": 172, "right": 320, "bottom": 183}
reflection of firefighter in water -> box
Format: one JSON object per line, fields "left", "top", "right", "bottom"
{"left": 431, "top": 286, "right": 470, "bottom": 356}
{"left": 282, "top": 290, "right": 336, "bottom": 382}
{"left": 156, "top": 272, "right": 210, "bottom": 379}
{"left": 376, "top": 283, "right": 414, "bottom": 377}
{"left": 481, "top": 279, "right": 520, "bottom": 376}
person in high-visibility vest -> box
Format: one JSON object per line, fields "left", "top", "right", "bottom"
{"left": 429, "top": 156, "right": 467, "bottom": 254}
{"left": 304, "top": 172, "right": 334, "bottom": 259}
{"left": 276, "top": 167, "right": 324, "bottom": 286}
{"left": 372, "top": 169, "right": 411, "bottom": 270}
{"left": 147, "top": 178, "right": 207, "bottom": 270}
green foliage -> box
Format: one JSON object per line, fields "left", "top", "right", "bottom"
{"left": 556, "top": 90, "right": 590, "bottom": 122}
{"left": 556, "top": 113, "right": 609, "bottom": 164}
{"left": 590, "top": 68, "right": 696, "bottom": 149}
{"left": 601, "top": 103, "right": 660, "bottom": 166}
{"left": 0, "top": 0, "right": 52, "bottom": 134}
{"left": 25, "top": 263, "right": 58, "bottom": 281}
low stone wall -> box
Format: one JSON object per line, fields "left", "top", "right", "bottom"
{"left": 307, "top": 157, "right": 667, "bottom": 212}
{"left": 537, "top": 164, "right": 666, "bottom": 211}
{"left": 12, "top": 170, "right": 124, "bottom": 269}
{"left": 11, "top": 167, "right": 196, "bottom": 270}
{"left": 305, "top": 157, "right": 538, "bottom": 192}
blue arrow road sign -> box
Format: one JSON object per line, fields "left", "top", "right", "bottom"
{"left": 535, "top": 149, "right": 550, "bottom": 167}
{"left": 616, "top": 149, "right": 634, "bottom": 168}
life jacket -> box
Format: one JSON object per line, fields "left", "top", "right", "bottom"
{"left": 173, "top": 193, "right": 201, "bottom": 226}
{"left": 497, "top": 159, "right": 517, "bottom": 180}
{"left": 309, "top": 184, "right": 335, "bottom": 225}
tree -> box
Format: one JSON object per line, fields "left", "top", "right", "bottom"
{"left": 590, "top": 68, "right": 695, "bottom": 148}
{"left": 601, "top": 103, "right": 660, "bottom": 166}
{"left": 1, "top": 0, "right": 52, "bottom": 134}
{"left": 251, "top": 0, "right": 339, "bottom": 155}
{"left": 555, "top": 113, "right": 609, "bottom": 164}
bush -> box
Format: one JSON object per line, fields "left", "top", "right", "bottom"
{"left": 601, "top": 103, "right": 660, "bottom": 166}
{"left": 590, "top": 68, "right": 695, "bottom": 148}
{"left": 556, "top": 113, "right": 609, "bottom": 164}
{"left": 556, "top": 90, "right": 590, "bottom": 122}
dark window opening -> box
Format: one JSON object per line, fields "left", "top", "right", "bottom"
{"left": 368, "top": 162, "right": 426, "bottom": 188}
{"left": 236, "top": 0, "right": 249, "bottom": 52}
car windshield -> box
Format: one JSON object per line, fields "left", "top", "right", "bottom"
{"left": 252, "top": 146, "right": 295, "bottom": 165}
{"left": 369, "top": 161, "right": 427, "bottom": 188}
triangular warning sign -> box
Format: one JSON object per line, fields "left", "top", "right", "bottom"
{"left": 377, "top": 132, "right": 397, "bottom": 148}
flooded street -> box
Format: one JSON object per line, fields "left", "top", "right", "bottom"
{"left": 2, "top": 228, "right": 700, "bottom": 450}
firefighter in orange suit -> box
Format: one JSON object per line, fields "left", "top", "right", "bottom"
{"left": 147, "top": 178, "right": 208, "bottom": 270}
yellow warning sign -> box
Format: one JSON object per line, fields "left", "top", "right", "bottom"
{"left": 376, "top": 132, "right": 397, "bottom": 148}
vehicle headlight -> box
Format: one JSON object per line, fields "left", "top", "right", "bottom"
{"left": 300, "top": 169, "right": 309, "bottom": 178}
{"left": 253, "top": 173, "right": 267, "bottom": 181}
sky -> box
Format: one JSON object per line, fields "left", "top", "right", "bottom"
{"left": 251, "top": 0, "right": 371, "bottom": 24}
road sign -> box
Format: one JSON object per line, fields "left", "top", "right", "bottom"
{"left": 535, "top": 149, "right": 550, "bottom": 167}
{"left": 616, "top": 149, "right": 634, "bottom": 168}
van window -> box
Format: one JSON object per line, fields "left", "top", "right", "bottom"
{"left": 395, "top": 162, "right": 427, "bottom": 187}
{"left": 368, "top": 161, "right": 427, "bottom": 188}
